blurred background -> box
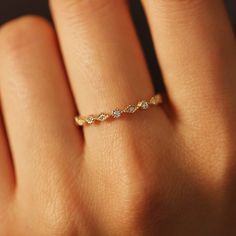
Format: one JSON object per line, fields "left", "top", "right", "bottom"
{"left": 0, "top": 0, "right": 235, "bottom": 90}
{"left": 0, "top": 0, "right": 235, "bottom": 25}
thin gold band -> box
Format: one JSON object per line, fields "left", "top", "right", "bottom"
{"left": 75, "top": 94, "right": 162, "bottom": 126}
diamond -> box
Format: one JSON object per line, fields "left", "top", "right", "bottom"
{"left": 97, "top": 113, "right": 109, "bottom": 121}
{"left": 112, "top": 109, "right": 122, "bottom": 118}
{"left": 86, "top": 116, "right": 95, "bottom": 124}
{"left": 150, "top": 96, "right": 157, "bottom": 105}
{"left": 150, "top": 95, "right": 162, "bottom": 105}
{"left": 138, "top": 101, "right": 149, "bottom": 110}
{"left": 125, "top": 105, "right": 137, "bottom": 113}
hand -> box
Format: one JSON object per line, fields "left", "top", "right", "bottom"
{"left": 0, "top": 1, "right": 236, "bottom": 235}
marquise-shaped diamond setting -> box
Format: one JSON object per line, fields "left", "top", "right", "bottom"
{"left": 75, "top": 94, "right": 162, "bottom": 126}
{"left": 97, "top": 113, "right": 109, "bottom": 121}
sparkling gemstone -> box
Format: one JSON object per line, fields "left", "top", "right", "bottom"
{"left": 150, "top": 95, "right": 161, "bottom": 105}
{"left": 150, "top": 96, "right": 158, "bottom": 105}
{"left": 112, "top": 109, "right": 122, "bottom": 118}
{"left": 139, "top": 101, "right": 149, "bottom": 110}
{"left": 86, "top": 116, "right": 95, "bottom": 124}
{"left": 125, "top": 105, "right": 137, "bottom": 113}
{"left": 97, "top": 113, "right": 109, "bottom": 121}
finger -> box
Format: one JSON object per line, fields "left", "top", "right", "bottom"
{"left": 0, "top": 16, "right": 82, "bottom": 185}
{"left": 142, "top": 0, "right": 236, "bottom": 119}
{"left": 49, "top": 0, "right": 157, "bottom": 128}
{"left": 0, "top": 111, "right": 15, "bottom": 201}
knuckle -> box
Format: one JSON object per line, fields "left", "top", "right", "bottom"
{"left": 153, "top": 0, "right": 211, "bottom": 18}
{"left": 0, "top": 16, "right": 53, "bottom": 56}
{"left": 95, "top": 159, "right": 157, "bottom": 232}
{"left": 112, "top": 177, "right": 157, "bottom": 233}
{"left": 157, "top": 0, "right": 206, "bottom": 7}
{"left": 17, "top": 174, "right": 79, "bottom": 235}
{"left": 50, "top": 0, "right": 118, "bottom": 19}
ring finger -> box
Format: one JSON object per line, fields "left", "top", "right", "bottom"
{"left": 49, "top": 0, "right": 161, "bottom": 138}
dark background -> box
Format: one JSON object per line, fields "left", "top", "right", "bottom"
{"left": 0, "top": 0, "right": 235, "bottom": 91}
{"left": 0, "top": 0, "right": 235, "bottom": 25}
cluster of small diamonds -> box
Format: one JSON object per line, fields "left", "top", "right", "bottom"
{"left": 75, "top": 94, "right": 162, "bottom": 126}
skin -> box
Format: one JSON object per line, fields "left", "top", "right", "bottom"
{"left": 0, "top": 0, "right": 236, "bottom": 235}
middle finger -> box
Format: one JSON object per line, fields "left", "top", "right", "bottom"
{"left": 50, "top": 0, "right": 156, "bottom": 134}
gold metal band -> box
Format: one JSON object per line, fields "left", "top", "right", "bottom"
{"left": 75, "top": 94, "right": 162, "bottom": 126}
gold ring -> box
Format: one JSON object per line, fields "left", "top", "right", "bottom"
{"left": 75, "top": 94, "right": 162, "bottom": 126}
